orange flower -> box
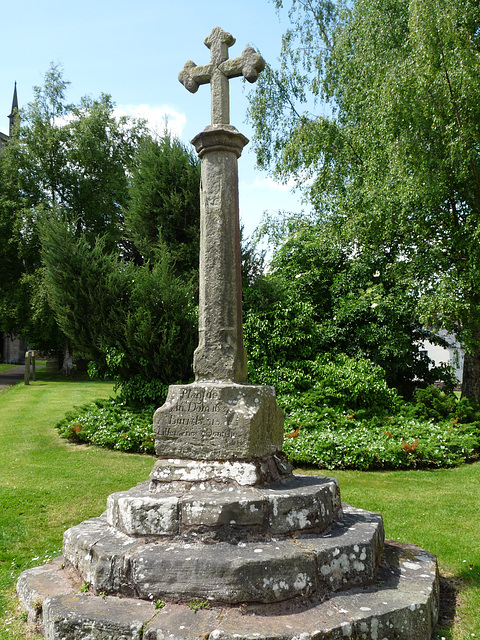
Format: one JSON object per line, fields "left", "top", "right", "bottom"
{"left": 285, "top": 426, "right": 301, "bottom": 438}
{"left": 401, "top": 439, "right": 418, "bottom": 453}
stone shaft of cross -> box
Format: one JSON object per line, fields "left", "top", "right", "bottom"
{"left": 179, "top": 28, "right": 265, "bottom": 383}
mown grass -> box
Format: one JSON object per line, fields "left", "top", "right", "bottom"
{"left": 0, "top": 372, "right": 478, "bottom": 638}
{"left": 0, "top": 363, "right": 18, "bottom": 374}
{"left": 0, "top": 371, "right": 154, "bottom": 638}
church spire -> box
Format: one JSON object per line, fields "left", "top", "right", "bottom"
{"left": 8, "top": 82, "right": 18, "bottom": 136}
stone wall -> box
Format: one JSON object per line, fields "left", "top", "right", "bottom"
{"left": 2, "top": 334, "right": 27, "bottom": 364}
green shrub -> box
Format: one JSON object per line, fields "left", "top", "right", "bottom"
{"left": 114, "top": 375, "right": 168, "bottom": 407}
{"left": 281, "top": 382, "right": 480, "bottom": 470}
{"left": 56, "top": 399, "right": 156, "bottom": 454}
{"left": 246, "top": 342, "right": 480, "bottom": 470}
{"left": 408, "top": 385, "right": 480, "bottom": 423}
{"left": 283, "top": 414, "right": 480, "bottom": 470}
{"left": 251, "top": 353, "right": 399, "bottom": 415}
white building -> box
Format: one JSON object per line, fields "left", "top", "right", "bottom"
{"left": 421, "top": 329, "right": 463, "bottom": 385}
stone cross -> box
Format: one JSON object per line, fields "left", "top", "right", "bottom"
{"left": 152, "top": 29, "right": 282, "bottom": 463}
{"left": 179, "top": 26, "right": 265, "bottom": 125}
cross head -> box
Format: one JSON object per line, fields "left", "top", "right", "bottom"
{"left": 179, "top": 27, "right": 265, "bottom": 125}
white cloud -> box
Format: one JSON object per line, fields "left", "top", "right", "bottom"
{"left": 115, "top": 104, "right": 187, "bottom": 138}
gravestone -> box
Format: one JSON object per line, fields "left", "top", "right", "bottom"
{"left": 17, "top": 28, "right": 439, "bottom": 640}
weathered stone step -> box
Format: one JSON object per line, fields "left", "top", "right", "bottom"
{"left": 107, "top": 475, "right": 343, "bottom": 539}
{"left": 149, "top": 454, "right": 292, "bottom": 487}
{"left": 16, "top": 557, "right": 78, "bottom": 627}
{"left": 62, "top": 504, "right": 383, "bottom": 603}
{"left": 19, "top": 541, "right": 439, "bottom": 640}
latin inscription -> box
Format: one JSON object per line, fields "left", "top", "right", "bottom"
{"left": 153, "top": 383, "right": 282, "bottom": 459}
{"left": 156, "top": 387, "right": 237, "bottom": 441}
{"left": 178, "top": 387, "right": 221, "bottom": 401}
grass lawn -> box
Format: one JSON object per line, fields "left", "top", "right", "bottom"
{"left": 0, "top": 364, "right": 19, "bottom": 374}
{"left": 0, "top": 371, "right": 154, "bottom": 639}
{"left": 0, "top": 372, "right": 478, "bottom": 639}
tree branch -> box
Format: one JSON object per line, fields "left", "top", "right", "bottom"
{"left": 438, "top": 34, "right": 480, "bottom": 209}
{"left": 271, "top": 71, "right": 302, "bottom": 120}
{"left": 297, "top": 0, "right": 334, "bottom": 53}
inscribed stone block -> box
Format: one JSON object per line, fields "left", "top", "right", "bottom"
{"left": 153, "top": 383, "right": 283, "bottom": 460}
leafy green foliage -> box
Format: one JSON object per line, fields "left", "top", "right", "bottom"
{"left": 281, "top": 382, "right": 480, "bottom": 470}
{"left": 244, "top": 223, "right": 453, "bottom": 398}
{"left": 249, "top": 349, "right": 398, "bottom": 414}
{"left": 0, "top": 152, "right": 28, "bottom": 335}
{"left": 0, "top": 64, "right": 145, "bottom": 362}
{"left": 2, "top": 68, "right": 201, "bottom": 391}
{"left": 41, "top": 214, "right": 197, "bottom": 404}
{"left": 56, "top": 399, "right": 157, "bottom": 454}
{"left": 125, "top": 134, "right": 201, "bottom": 279}
{"left": 0, "top": 143, "right": 65, "bottom": 355}
{"left": 243, "top": 229, "right": 478, "bottom": 470}
{"left": 13, "top": 65, "right": 143, "bottom": 249}
{"left": 248, "top": 0, "right": 480, "bottom": 400}
{"left": 188, "top": 599, "right": 210, "bottom": 611}
{"left": 407, "top": 386, "right": 480, "bottom": 424}
{"left": 283, "top": 415, "right": 480, "bottom": 470}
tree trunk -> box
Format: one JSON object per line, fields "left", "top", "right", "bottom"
{"left": 461, "top": 344, "right": 480, "bottom": 404}
{"left": 59, "top": 337, "right": 73, "bottom": 376}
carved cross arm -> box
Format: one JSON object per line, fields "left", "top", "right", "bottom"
{"left": 220, "top": 46, "right": 265, "bottom": 83}
{"left": 179, "top": 61, "right": 214, "bottom": 94}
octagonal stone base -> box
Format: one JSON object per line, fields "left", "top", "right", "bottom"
{"left": 17, "top": 469, "right": 439, "bottom": 639}
{"left": 106, "top": 475, "right": 342, "bottom": 539}
{"left": 61, "top": 503, "right": 381, "bottom": 604}
{"left": 18, "top": 541, "right": 439, "bottom": 640}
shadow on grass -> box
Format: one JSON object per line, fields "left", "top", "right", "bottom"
{"left": 436, "top": 574, "right": 460, "bottom": 637}
{"left": 435, "top": 565, "right": 480, "bottom": 639}
{"left": 33, "top": 371, "right": 115, "bottom": 385}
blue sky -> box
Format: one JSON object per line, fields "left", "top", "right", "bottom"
{"left": 0, "top": 0, "right": 309, "bottom": 236}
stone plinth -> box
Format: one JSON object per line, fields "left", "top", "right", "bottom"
{"left": 17, "top": 527, "right": 439, "bottom": 640}
{"left": 60, "top": 502, "right": 380, "bottom": 604}
{"left": 149, "top": 455, "right": 292, "bottom": 487}
{"left": 106, "top": 476, "right": 343, "bottom": 539}
{"left": 153, "top": 383, "right": 284, "bottom": 461}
